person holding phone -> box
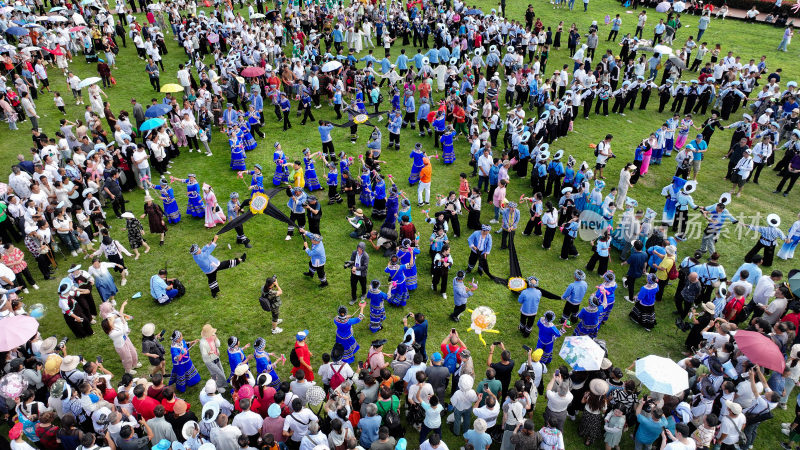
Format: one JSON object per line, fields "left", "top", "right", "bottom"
{"left": 140, "top": 323, "right": 167, "bottom": 375}
{"left": 487, "top": 342, "right": 515, "bottom": 399}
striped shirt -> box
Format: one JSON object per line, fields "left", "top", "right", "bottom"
{"left": 749, "top": 225, "right": 786, "bottom": 246}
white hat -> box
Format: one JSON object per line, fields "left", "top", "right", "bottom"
{"left": 718, "top": 192, "right": 732, "bottom": 205}
{"left": 120, "top": 212, "right": 135, "bottom": 219}
{"left": 422, "top": 56, "right": 429, "bottom": 65}
{"left": 538, "top": 150, "right": 551, "bottom": 160}
{"left": 181, "top": 421, "right": 198, "bottom": 441}
{"left": 141, "top": 323, "right": 155, "bottom": 337}
{"left": 201, "top": 402, "right": 220, "bottom": 424}
{"left": 682, "top": 180, "right": 697, "bottom": 194}
{"left": 767, "top": 213, "right": 781, "bottom": 227}
{"left": 234, "top": 363, "right": 250, "bottom": 377}
{"left": 552, "top": 149, "right": 564, "bottom": 160}
{"left": 520, "top": 131, "right": 531, "bottom": 142}
{"left": 506, "top": 45, "right": 514, "bottom": 53}
{"left": 474, "top": 48, "right": 484, "bottom": 56}
{"left": 489, "top": 45, "right": 498, "bottom": 53}
{"left": 204, "top": 379, "right": 217, "bottom": 394}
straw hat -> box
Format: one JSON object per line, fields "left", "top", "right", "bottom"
{"left": 40, "top": 337, "right": 58, "bottom": 355}
{"left": 600, "top": 358, "right": 612, "bottom": 370}
{"left": 589, "top": 379, "right": 609, "bottom": 396}
{"left": 234, "top": 363, "right": 250, "bottom": 377}
{"left": 201, "top": 324, "right": 217, "bottom": 338}
{"left": 142, "top": 323, "right": 155, "bottom": 337}
{"left": 44, "top": 354, "right": 63, "bottom": 376}
{"left": 60, "top": 355, "right": 80, "bottom": 372}
{"left": 702, "top": 302, "right": 715, "bottom": 315}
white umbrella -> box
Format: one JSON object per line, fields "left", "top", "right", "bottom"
{"left": 673, "top": 1, "right": 686, "bottom": 12}
{"left": 635, "top": 355, "right": 689, "bottom": 395}
{"left": 250, "top": 13, "right": 265, "bottom": 19}
{"left": 655, "top": 1, "right": 671, "bottom": 12}
{"left": 558, "top": 336, "right": 606, "bottom": 371}
{"left": 78, "top": 77, "right": 102, "bottom": 88}
{"left": 72, "top": 13, "right": 86, "bottom": 25}
{"left": 48, "top": 16, "right": 68, "bottom": 22}
{"left": 35, "top": 16, "right": 50, "bottom": 21}
{"left": 321, "top": 60, "right": 342, "bottom": 73}
{"left": 22, "top": 46, "right": 41, "bottom": 53}
{"left": 653, "top": 44, "right": 674, "bottom": 56}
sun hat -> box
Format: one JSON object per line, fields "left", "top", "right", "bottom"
{"left": 44, "top": 354, "right": 63, "bottom": 376}
{"left": 60, "top": 355, "right": 80, "bottom": 371}
{"left": 152, "top": 439, "right": 171, "bottom": 450}
{"left": 234, "top": 363, "right": 249, "bottom": 377}
{"left": 201, "top": 324, "right": 216, "bottom": 338}
{"left": 142, "top": 323, "right": 155, "bottom": 337}
{"left": 201, "top": 401, "right": 219, "bottom": 424}
{"left": 702, "top": 302, "right": 715, "bottom": 315}
{"left": 767, "top": 213, "right": 781, "bottom": 227}
{"left": 204, "top": 379, "right": 217, "bottom": 394}
{"left": 589, "top": 379, "right": 609, "bottom": 395}
{"left": 600, "top": 358, "right": 613, "bottom": 370}
{"left": 40, "top": 337, "right": 58, "bottom": 354}
{"left": 238, "top": 385, "right": 254, "bottom": 399}
{"left": 181, "top": 421, "right": 198, "bottom": 441}
{"left": 725, "top": 400, "right": 742, "bottom": 415}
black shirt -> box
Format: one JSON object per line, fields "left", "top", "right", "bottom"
{"left": 490, "top": 360, "right": 516, "bottom": 394}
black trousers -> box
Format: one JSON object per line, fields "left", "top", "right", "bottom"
{"left": 560, "top": 235, "right": 578, "bottom": 259}
{"left": 519, "top": 313, "right": 536, "bottom": 336}
{"left": 467, "top": 251, "right": 492, "bottom": 277}
{"left": 626, "top": 275, "right": 640, "bottom": 301}
{"left": 322, "top": 141, "right": 335, "bottom": 156}
{"left": 776, "top": 172, "right": 800, "bottom": 194}
{"left": 543, "top": 226, "right": 557, "bottom": 249}
{"left": 501, "top": 229, "right": 514, "bottom": 249}
{"left": 523, "top": 216, "right": 542, "bottom": 235}
{"left": 149, "top": 76, "right": 160, "bottom": 91}
{"left": 745, "top": 241, "right": 777, "bottom": 267}
{"left": 0, "top": 218, "right": 21, "bottom": 242}
{"left": 562, "top": 302, "right": 580, "bottom": 323}
{"left": 586, "top": 252, "right": 608, "bottom": 275}
{"left": 432, "top": 267, "right": 449, "bottom": 293}
{"left": 451, "top": 303, "right": 467, "bottom": 320}
{"left": 350, "top": 274, "right": 366, "bottom": 301}
{"left": 448, "top": 214, "right": 461, "bottom": 238}
{"left": 287, "top": 212, "right": 306, "bottom": 235}
{"left": 110, "top": 194, "right": 125, "bottom": 217}
{"left": 282, "top": 110, "right": 291, "bottom": 130}
{"left": 34, "top": 254, "right": 51, "bottom": 278}
{"left": 307, "top": 263, "right": 326, "bottom": 282}
{"left": 206, "top": 258, "right": 240, "bottom": 297}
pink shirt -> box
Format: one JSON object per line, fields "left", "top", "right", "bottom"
{"left": 493, "top": 186, "right": 506, "bottom": 207}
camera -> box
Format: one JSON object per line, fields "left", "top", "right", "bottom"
{"left": 343, "top": 261, "right": 354, "bottom": 269}
{"left": 57, "top": 337, "right": 69, "bottom": 349}
{"left": 642, "top": 398, "right": 655, "bottom": 413}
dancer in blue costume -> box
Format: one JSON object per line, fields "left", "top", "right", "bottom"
{"left": 372, "top": 174, "right": 388, "bottom": 219}
{"left": 440, "top": 126, "right": 456, "bottom": 164}
{"left": 573, "top": 295, "right": 606, "bottom": 338}
{"left": 408, "top": 143, "right": 426, "bottom": 185}
{"left": 383, "top": 185, "right": 400, "bottom": 228}
{"left": 176, "top": 174, "right": 204, "bottom": 218}
{"left": 272, "top": 142, "right": 289, "bottom": 186}
{"left": 778, "top": 213, "right": 800, "bottom": 260}
{"left": 238, "top": 164, "right": 264, "bottom": 196}
{"left": 226, "top": 336, "right": 251, "bottom": 379}
{"left": 597, "top": 271, "right": 618, "bottom": 324}
{"left": 155, "top": 178, "right": 181, "bottom": 224}
{"left": 661, "top": 177, "right": 687, "bottom": 226}
{"left": 334, "top": 303, "right": 366, "bottom": 363}
{"left": 367, "top": 279, "right": 392, "bottom": 332}
{"left": 253, "top": 337, "right": 281, "bottom": 388}
{"left": 238, "top": 115, "right": 257, "bottom": 151}
{"left": 229, "top": 128, "right": 247, "bottom": 171}
{"left": 359, "top": 166, "right": 374, "bottom": 207}
{"left": 169, "top": 330, "right": 201, "bottom": 392}
{"left": 339, "top": 151, "right": 351, "bottom": 186}
{"left": 398, "top": 239, "right": 420, "bottom": 291}
{"left": 536, "top": 311, "right": 563, "bottom": 365}
{"left": 385, "top": 253, "right": 413, "bottom": 307}
{"left": 302, "top": 149, "right": 322, "bottom": 191}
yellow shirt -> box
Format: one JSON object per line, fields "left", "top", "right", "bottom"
{"left": 656, "top": 256, "right": 675, "bottom": 281}
{"left": 292, "top": 169, "right": 305, "bottom": 189}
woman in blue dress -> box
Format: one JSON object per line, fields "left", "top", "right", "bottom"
{"left": 408, "top": 144, "right": 426, "bottom": 185}
{"left": 273, "top": 143, "right": 289, "bottom": 186}
{"left": 237, "top": 116, "right": 257, "bottom": 151}
{"left": 303, "top": 149, "right": 322, "bottom": 191}
{"left": 177, "top": 174, "right": 204, "bottom": 218}
{"left": 169, "top": 330, "right": 201, "bottom": 393}
{"left": 573, "top": 296, "right": 605, "bottom": 338}
{"left": 778, "top": 214, "right": 800, "bottom": 260}
{"left": 629, "top": 273, "right": 659, "bottom": 331}
{"left": 238, "top": 164, "right": 264, "bottom": 196}
{"left": 334, "top": 303, "right": 366, "bottom": 363}
{"left": 385, "top": 254, "right": 412, "bottom": 307}
{"left": 440, "top": 127, "right": 456, "bottom": 164}
{"left": 154, "top": 179, "right": 181, "bottom": 224}
{"left": 253, "top": 337, "right": 281, "bottom": 388}
{"left": 536, "top": 311, "right": 563, "bottom": 365}
{"left": 367, "top": 279, "right": 391, "bottom": 333}
{"left": 339, "top": 151, "right": 351, "bottom": 186}
{"left": 372, "top": 175, "right": 387, "bottom": 219}
{"left": 226, "top": 336, "right": 250, "bottom": 379}
{"left": 359, "top": 166, "right": 374, "bottom": 207}
{"left": 229, "top": 129, "right": 247, "bottom": 171}
{"left": 398, "top": 239, "right": 420, "bottom": 291}
{"left": 597, "top": 271, "right": 618, "bottom": 324}
{"left": 384, "top": 186, "right": 400, "bottom": 228}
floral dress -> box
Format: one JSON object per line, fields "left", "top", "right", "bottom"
{"left": 124, "top": 218, "right": 146, "bottom": 249}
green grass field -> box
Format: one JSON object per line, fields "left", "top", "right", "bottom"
{"left": 6, "top": 1, "right": 800, "bottom": 448}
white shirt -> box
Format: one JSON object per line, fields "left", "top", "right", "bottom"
{"left": 420, "top": 441, "right": 449, "bottom": 450}
{"left": 664, "top": 439, "right": 697, "bottom": 450}
{"left": 752, "top": 275, "right": 776, "bottom": 305}
{"left": 283, "top": 408, "right": 318, "bottom": 442}
{"left": 472, "top": 403, "right": 500, "bottom": 428}
{"left": 231, "top": 410, "right": 262, "bottom": 436}
{"left": 717, "top": 413, "right": 745, "bottom": 445}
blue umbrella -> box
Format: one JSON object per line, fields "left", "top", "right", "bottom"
{"left": 14, "top": 6, "right": 30, "bottom": 12}
{"left": 5, "top": 27, "right": 29, "bottom": 36}
{"left": 139, "top": 118, "right": 166, "bottom": 131}
{"left": 464, "top": 9, "right": 483, "bottom": 15}
{"left": 49, "top": 6, "right": 67, "bottom": 11}
{"left": 145, "top": 104, "right": 172, "bottom": 118}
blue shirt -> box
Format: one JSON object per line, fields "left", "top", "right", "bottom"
{"left": 405, "top": 320, "right": 428, "bottom": 349}
{"left": 192, "top": 243, "right": 220, "bottom": 274}
{"left": 519, "top": 287, "right": 542, "bottom": 315}
{"left": 463, "top": 430, "right": 492, "bottom": 449}
{"left": 150, "top": 274, "right": 168, "bottom": 299}
{"left": 358, "top": 416, "right": 381, "bottom": 448}
{"left": 467, "top": 231, "right": 492, "bottom": 255}
{"left": 635, "top": 414, "right": 667, "bottom": 445}
{"left": 452, "top": 279, "right": 473, "bottom": 307}
{"left": 562, "top": 280, "right": 588, "bottom": 305}
{"left": 425, "top": 48, "right": 439, "bottom": 64}
{"left": 395, "top": 54, "right": 409, "bottom": 70}
{"left": 318, "top": 124, "right": 333, "bottom": 143}
{"left": 686, "top": 139, "right": 708, "bottom": 160}
{"left": 304, "top": 234, "right": 326, "bottom": 266}
{"left": 626, "top": 251, "right": 648, "bottom": 278}
{"left": 731, "top": 262, "right": 762, "bottom": 286}
{"left": 596, "top": 239, "right": 610, "bottom": 257}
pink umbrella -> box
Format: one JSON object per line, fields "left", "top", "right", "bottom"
{"left": 43, "top": 45, "right": 64, "bottom": 56}
{"left": 734, "top": 330, "right": 786, "bottom": 372}
{"left": 69, "top": 25, "right": 86, "bottom": 32}
{"left": 241, "top": 66, "right": 265, "bottom": 77}
{"left": 0, "top": 315, "right": 39, "bottom": 351}
{"left": 207, "top": 33, "right": 219, "bottom": 43}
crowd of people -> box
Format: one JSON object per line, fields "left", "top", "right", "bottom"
{"left": 2, "top": 0, "right": 800, "bottom": 449}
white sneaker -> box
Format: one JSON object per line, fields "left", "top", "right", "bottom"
{"left": 189, "top": 149, "right": 193, "bottom": 153}
{"left": 127, "top": 370, "right": 137, "bottom": 375}
{"left": 121, "top": 278, "right": 127, "bottom": 286}
{"left": 206, "top": 153, "right": 213, "bottom": 156}
{"left": 285, "top": 235, "right": 292, "bottom": 241}
{"left": 71, "top": 250, "right": 78, "bottom": 256}
{"left": 276, "top": 319, "right": 283, "bottom": 325}
{"left": 23, "top": 288, "right": 29, "bottom": 294}
{"left": 625, "top": 295, "right": 634, "bottom": 303}
{"left": 442, "top": 293, "right": 447, "bottom": 299}
{"left": 489, "top": 219, "right": 498, "bottom": 224}
{"left": 272, "top": 327, "right": 283, "bottom": 334}
{"left": 136, "top": 362, "right": 142, "bottom": 368}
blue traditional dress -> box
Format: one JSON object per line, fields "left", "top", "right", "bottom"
{"left": 440, "top": 131, "right": 455, "bottom": 164}
{"left": 597, "top": 282, "right": 618, "bottom": 323}
{"left": 155, "top": 184, "right": 181, "bottom": 224}
{"left": 170, "top": 339, "right": 201, "bottom": 392}
{"left": 573, "top": 304, "right": 603, "bottom": 338}
{"left": 254, "top": 349, "right": 281, "bottom": 388}
{"left": 334, "top": 314, "right": 363, "bottom": 363}
{"left": 238, "top": 121, "right": 257, "bottom": 151}
{"left": 273, "top": 150, "right": 288, "bottom": 185}
{"left": 661, "top": 180, "right": 684, "bottom": 226}
{"left": 536, "top": 318, "right": 562, "bottom": 364}
{"left": 181, "top": 179, "right": 204, "bottom": 218}
{"left": 339, "top": 159, "right": 351, "bottom": 186}
{"left": 630, "top": 284, "right": 659, "bottom": 330}
{"left": 247, "top": 170, "right": 264, "bottom": 195}
{"left": 247, "top": 110, "right": 260, "bottom": 128}
{"left": 367, "top": 287, "right": 388, "bottom": 333}
{"left": 360, "top": 171, "right": 374, "bottom": 206}
{"left": 384, "top": 192, "right": 399, "bottom": 228}
{"left": 227, "top": 346, "right": 246, "bottom": 379}
{"left": 408, "top": 149, "right": 426, "bottom": 185}
{"left": 572, "top": 191, "right": 589, "bottom": 212}
{"left": 399, "top": 246, "right": 420, "bottom": 291}
{"left": 92, "top": 263, "right": 118, "bottom": 301}
{"left": 304, "top": 157, "right": 322, "bottom": 191}
{"left": 230, "top": 135, "right": 247, "bottom": 171}
{"left": 385, "top": 263, "right": 409, "bottom": 306}
{"left": 778, "top": 220, "right": 800, "bottom": 260}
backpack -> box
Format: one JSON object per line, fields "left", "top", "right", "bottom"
{"left": 329, "top": 363, "right": 347, "bottom": 391}
{"left": 362, "top": 216, "right": 374, "bottom": 234}
{"left": 496, "top": 117, "right": 504, "bottom": 130}
{"left": 667, "top": 260, "right": 680, "bottom": 280}
{"left": 383, "top": 407, "right": 404, "bottom": 438}
{"left": 289, "top": 348, "right": 300, "bottom": 368}
{"left": 443, "top": 345, "right": 459, "bottom": 374}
